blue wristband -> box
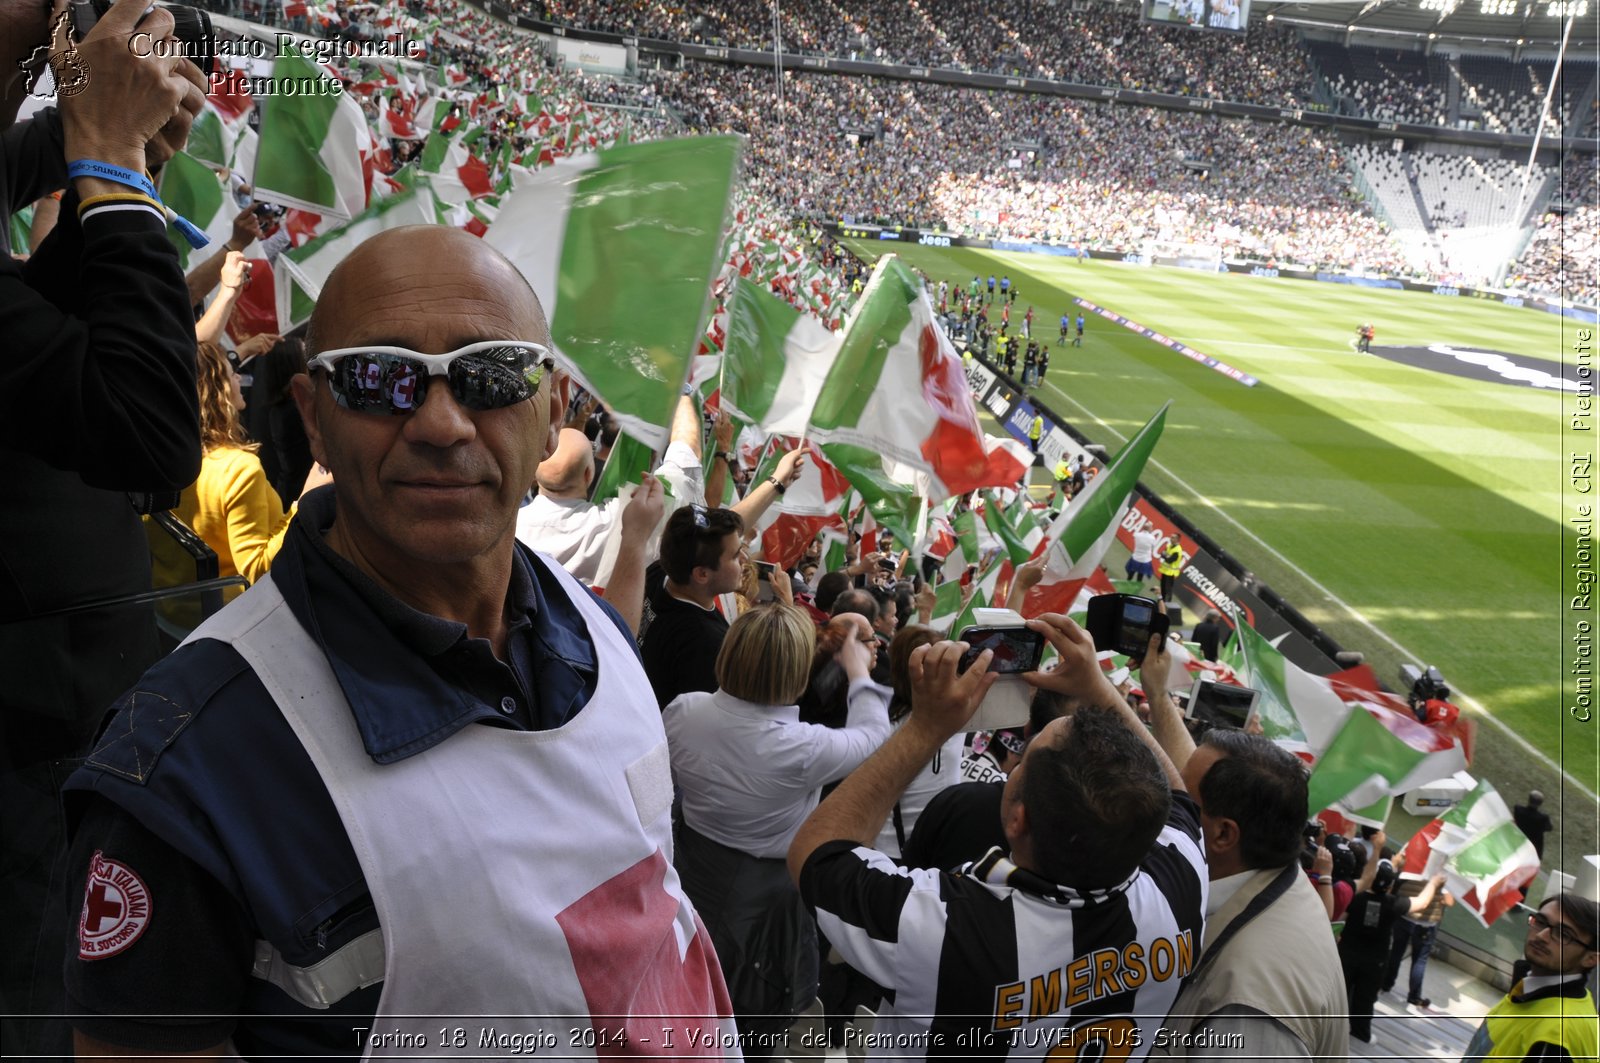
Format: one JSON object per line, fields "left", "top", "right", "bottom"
{"left": 67, "top": 160, "right": 158, "bottom": 200}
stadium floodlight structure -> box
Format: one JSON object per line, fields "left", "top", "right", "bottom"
{"left": 1508, "top": 9, "right": 1579, "bottom": 236}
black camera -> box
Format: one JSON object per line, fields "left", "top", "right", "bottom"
{"left": 1401, "top": 665, "right": 1452, "bottom": 704}
{"left": 73, "top": 0, "right": 216, "bottom": 75}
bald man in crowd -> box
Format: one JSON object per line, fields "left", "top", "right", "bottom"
{"left": 60, "top": 227, "right": 737, "bottom": 1059}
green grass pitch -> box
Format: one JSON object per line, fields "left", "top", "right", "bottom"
{"left": 848, "top": 239, "right": 1597, "bottom": 823}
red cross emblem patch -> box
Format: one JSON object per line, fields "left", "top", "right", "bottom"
{"left": 78, "top": 850, "right": 151, "bottom": 961}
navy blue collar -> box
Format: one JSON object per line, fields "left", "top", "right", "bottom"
{"left": 274, "top": 487, "right": 596, "bottom": 763}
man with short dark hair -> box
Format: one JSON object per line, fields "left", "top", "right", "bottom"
{"left": 1153, "top": 726, "right": 1347, "bottom": 1058}
{"left": 790, "top": 614, "right": 1206, "bottom": 1055}
{"left": 901, "top": 689, "right": 1073, "bottom": 872}
{"left": 1465, "top": 893, "right": 1597, "bottom": 1062}
{"left": 642, "top": 503, "right": 747, "bottom": 707}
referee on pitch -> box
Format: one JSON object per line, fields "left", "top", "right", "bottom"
{"left": 790, "top": 614, "right": 1207, "bottom": 1058}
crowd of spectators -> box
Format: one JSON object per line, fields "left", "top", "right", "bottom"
{"left": 528, "top": 0, "right": 1317, "bottom": 105}
{"left": 651, "top": 62, "right": 1413, "bottom": 273}
{"left": 1509, "top": 156, "right": 1600, "bottom": 305}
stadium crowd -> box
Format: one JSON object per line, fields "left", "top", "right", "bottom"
{"left": 4, "top": 0, "right": 1599, "bottom": 1055}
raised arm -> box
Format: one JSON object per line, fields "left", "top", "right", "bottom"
{"left": 1023, "top": 613, "right": 1186, "bottom": 792}
{"left": 789, "top": 637, "right": 996, "bottom": 882}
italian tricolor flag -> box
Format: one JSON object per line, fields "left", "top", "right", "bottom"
{"left": 1399, "top": 779, "right": 1540, "bottom": 926}
{"left": 485, "top": 136, "right": 741, "bottom": 449}
{"left": 719, "top": 277, "right": 840, "bottom": 437}
{"left": 807, "top": 254, "right": 999, "bottom": 537}
{"left": 253, "top": 46, "right": 371, "bottom": 220}
{"left": 1018, "top": 404, "right": 1168, "bottom": 618}
{"left": 1227, "top": 620, "right": 1469, "bottom": 816}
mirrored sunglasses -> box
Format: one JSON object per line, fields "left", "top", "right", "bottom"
{"left": 308, "top": 341, "right": 551, "bottom": 416}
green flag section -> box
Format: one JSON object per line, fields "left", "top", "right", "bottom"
{"left": 592, "top": 431, "right": 657, "bottom": 506}
{"left": 158, "top": 151, "right": 233, "bottom": 271}
{"left": 186, "top": 103, "right": 251, "bottom": 171}
{"left": 808, "top": 254, "right": 992, "bottom": 506}
{"left": 818, "top": 528, "right": 849, "bottom": 576}
{"left": 1398, "top": 779, "right": 1540, "bottom": 926}
{"left": 9, "top": 205, "right": 32, "bottom": 257}
{"left": 1304, "top": 702, "right": 1466, "bottom": 817}
{"left": 982, "top": 491, "right": 1035, "bottom": 567}
{"left": 253, "top": 47, "right": 370, "bottom": 219}
{"left": 719, "top": 278, "right": 840, "bottom": 437}
{"left": 928, "top": 579, "right": 968, "bottom": 634}
{"left": 272, "top": 178, "right": 439, "bottom": 333}
{"left": 950, "top": 557, "right": 1004, "bottom": 638}
{"left": 485, "top": 136, "right": 742, "bottom": 449}
{"left": 1018, "top": 404, "right": 1168, "bottom": 618}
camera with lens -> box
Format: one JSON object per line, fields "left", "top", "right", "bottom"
{"left": 1324, "top": 834, "right": 1360, "bottom": 884}
{"left": 1403, "top": 664, "right": 1449, "bottom": 708}
{"left": 73, "top": 0, "right": 217, "bottom": 75}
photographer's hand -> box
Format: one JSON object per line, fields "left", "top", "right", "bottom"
{"left": 1025, "top": 613, "right": 1186, "bottom": 789}
{"left": 60, "top": 0, "right": 203, "bottom": 183}
{"left": 144, "top": 59, "right": 206, "bottom": 170}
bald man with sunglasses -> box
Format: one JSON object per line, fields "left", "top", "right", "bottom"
{"left": 60, "top": 227, "right": 738, "bottom": 1060}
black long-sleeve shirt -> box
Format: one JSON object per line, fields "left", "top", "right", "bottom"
{"left": 1, "top": 108, "right": 202, "bottom": 753}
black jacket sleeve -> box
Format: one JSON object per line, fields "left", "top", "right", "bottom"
{"left": 2, "top": 108, "right": 68, "bottom": 225}
{"left": 1, "top": 124, "right": 201, "bottom": 491}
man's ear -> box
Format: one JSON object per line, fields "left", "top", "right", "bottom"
{"left": 1205, "top": 815, "right": 1241, "bottom": 859}
{"left": 289, "top": 374, "right": 330, "bottom": 469}
{"left": 543, "top": 371, "right": 572, "bottom": 463}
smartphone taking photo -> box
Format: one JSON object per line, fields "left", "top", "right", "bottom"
{"left": 1085, "top": 594, "right": 1170, "bottom": 658}
{"left": 957, "top": 625, "right": 1046, "bottom": 675}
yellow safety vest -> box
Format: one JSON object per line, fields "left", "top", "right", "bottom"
{"left": 1053, "top": 461, "right": 1070, "bottom": 481}
{"left": 1463, "top": 983, "right": 1597, "bottom": 1063}
{"left": 1029, "top": 416, "right": 1042, "bottom": 441}
{"left": 1158, "top": 544, "right": 1183, "bottom": 577}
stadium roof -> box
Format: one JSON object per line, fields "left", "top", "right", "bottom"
{"left": 1251, "top": 0, "right": 1599, "bottom": 49}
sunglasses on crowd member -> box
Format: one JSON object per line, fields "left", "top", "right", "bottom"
{"left": 1530, "top": 911, "right": 1595, "bottom": 950}
{"left": 308, "top": 342, "right": 552, "bottom": 416}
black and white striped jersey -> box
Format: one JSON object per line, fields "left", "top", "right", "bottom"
{"left": 799, "top": 793, "right": 1208, "bottom": 1060}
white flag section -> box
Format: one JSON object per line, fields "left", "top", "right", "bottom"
{"left": 274, "top": 179, "right": 439, "bottom": 332}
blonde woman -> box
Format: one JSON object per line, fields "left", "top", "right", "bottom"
{"left": 153, "top": 343, "right": 327, "bottom": 600}
{"left": 664, "top": 604, "right": 890, "bottom": 1056}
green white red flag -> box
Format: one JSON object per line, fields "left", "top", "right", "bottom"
{"left": 719, "top": 278, "right": 840, "bottom": 437}
{"left": 1017, "top": 404, "right": 1168, "bottom": 618}
{"left": 484, "top": 136, "right": 741, "bottom": 449}
{"left": 806, "top": 255, "right": 999, "bottom": 526}
{"left": 1398, "top": 779, "right": 1540, "bottom": 926}
{"left": 253, "top": 46, "right": 371, "bottom": 219}
{"left": 1228, "top": 621, "right": 1470, "bottom": 815}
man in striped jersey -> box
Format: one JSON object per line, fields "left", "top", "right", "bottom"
{"left": 789, "top": 614, "right": 1208, "bottom": 1059}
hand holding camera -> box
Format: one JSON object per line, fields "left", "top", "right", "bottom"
{"left": 908, "top": 640, "right": 997, "bottom": 738}
{"left": 59, "top": 0, "right": 206, "bottom": 176}
{"left": 1022, "top": 612, "right": 1123, "bottom": 707}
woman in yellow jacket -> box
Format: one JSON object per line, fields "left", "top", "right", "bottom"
{"left": 154, "top": 342, "right": 328, "bottom": 602}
